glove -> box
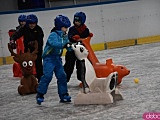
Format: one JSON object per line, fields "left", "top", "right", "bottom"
{"left": 28, "top": 41, "right": 35, "bottom": 47}
{"left": 9, "top": 40, "right": 16, "bottom": 49}
{"left": 72, "top": 35, "right": 80, "bottom": 41}
{"left": 89, "top": 33, "right": 93, "bottom": 37}
{"left": 63, "top": 42, "right": 72, "bottom": 48}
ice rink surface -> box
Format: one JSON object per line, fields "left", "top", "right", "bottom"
{"left": 0, "top": 42, "right": 160, "bottom": 120}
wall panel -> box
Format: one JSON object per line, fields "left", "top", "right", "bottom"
{"left": 0, "top": 0, "right": 160, "bottom": 57}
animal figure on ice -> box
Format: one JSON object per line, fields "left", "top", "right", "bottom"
{"left": 8, "top": 29, "right": 36, "bottom": 78}
{"left": 71, "top": 43, "right": 123, "bottom": 105}
{"left": 8, "top": 41, "right": 38, "bottom": 95}
{"left": 82, "top": 36, "right": 130, "bottom": 85}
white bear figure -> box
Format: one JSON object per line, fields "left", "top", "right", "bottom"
{"left": 71, "top": 43, "right": 123, "bottom": 105}
{"left": 71, "top": 43, "right": 96, "bottom": 86}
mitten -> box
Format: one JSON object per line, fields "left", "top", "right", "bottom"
{"left": 63, "top": 42, "right": 72, "bottom": 48}
{"left": 9, "top": 40, "right": 16, "bottom": 49}
{"left": 89, "top": 33, "right": 93, "bottom": 37}
{"left": 72, "top": 35, "right": 80, "bottom": 41}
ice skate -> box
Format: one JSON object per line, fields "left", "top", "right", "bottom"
{"left": 60, "top": 94, "right": 71, "bottom": 103}
{"left": 36, "top": 97, "right": 44, "bottom": 105}
{"left": 36, "top": 93, "right": 44, "bottom": 105}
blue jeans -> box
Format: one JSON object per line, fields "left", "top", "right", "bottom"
{"left": 37, "top": 55, "right": 68, "bottom": 99}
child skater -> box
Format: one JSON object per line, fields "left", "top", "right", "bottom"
{"left": 64, "top": 11, "right": 92, "bottom": 83}
{"left": 36, "top": 15, "right": 72, "bottom": 105}
{"left": 9, "top": 14, "right": 44, "bottom": 82}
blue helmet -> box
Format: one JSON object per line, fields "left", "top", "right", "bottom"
{"left": 27, "top": 14, "right": 38, "bottom": 24}
{"left": 18, "top": 15, "right": 27, "bottom": 22}
{"left": 74, "top": 12, "right": 86, "bottom": 24}
{"left": 54, "top": 15, "right": 71, "bottom": 30}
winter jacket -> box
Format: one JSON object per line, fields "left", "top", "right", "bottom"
{"left": 42, "top": 30, "right": 70, "bottom": 58}
{"left": 10, "top": 25, "right": 44, "bottom": 54}
{"left": 68, "top": 25, "right": 90, "bottom": 43}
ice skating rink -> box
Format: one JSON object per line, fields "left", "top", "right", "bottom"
{"left": 0, "top": 42, "right": 160, "bottom": 120}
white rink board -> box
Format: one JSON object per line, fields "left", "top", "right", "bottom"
{"left": 1, "top": 0, "right": 160, "bottom": 57}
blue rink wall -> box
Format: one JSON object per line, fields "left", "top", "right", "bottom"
{"left": 0, "top": 0, "right": 160, "bottom": 65}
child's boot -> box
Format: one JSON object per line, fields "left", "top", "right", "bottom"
{"left": 60, "top": 93, "right": 71, "bottom": 103}
{"left": 36, "top": 93, "right": 44, "bottom": 105}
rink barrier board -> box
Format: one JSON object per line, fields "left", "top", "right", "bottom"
{"left": 0, "top": 57, "right": 3, "bottom": 65}
{"left": 137, "top": 35, "right": 160, "bottom": 45}
{"left": 5, "top": 56, "right": 14, "bottom": 64}
{"left": 106, "top": 39, "right": 136, "bottom": 49}
{"left": 1, "top": 35, "right": 160, "bottom": 66}
{"left": 90, "top": 43, "right": 105, "bottom": 51}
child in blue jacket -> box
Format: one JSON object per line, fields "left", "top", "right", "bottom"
{"left": 36, "top": 15, "right": 71, "bottom": 105}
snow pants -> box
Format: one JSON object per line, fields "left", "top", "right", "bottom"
{"left": 37, "top": 55, "right": 68, "bottom": 99}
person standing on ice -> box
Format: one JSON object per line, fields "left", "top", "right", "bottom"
{"left": 9, "top": 14, "right": 27, "bottom": 34}
{"left": 36, "top": 15, "right": 72, "bottom": 105}
{"left": 9, "top": 14, "right": 27, "bottom": 54}
{"left": 16, "top": 14, "right": 27, "bottom": 54}
{"left": 64, "top": 11, "right": 92, "bottom": 83}
{"left": 9, "top": 14, "right": 44, "bottom": 82}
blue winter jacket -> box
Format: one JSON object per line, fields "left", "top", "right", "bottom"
{"left": 42, "top": 30, "right": 70, "bottom": 58}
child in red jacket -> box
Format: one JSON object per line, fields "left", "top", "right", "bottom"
{"left": 64, "top": 12, "right": 92, "bottom": 83}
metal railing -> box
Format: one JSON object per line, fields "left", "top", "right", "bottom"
{"left": 47, "top": 0, "right": 131, "bottom": 8}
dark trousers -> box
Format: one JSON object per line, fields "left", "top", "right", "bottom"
{"left": 64, "top": 51, "right": 82, "bottom": 82}
{"left": 35, "top": 54, "right": 43, "bottom": 82}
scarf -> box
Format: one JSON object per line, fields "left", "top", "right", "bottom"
{"left": 75, "top": 24, "right": 87, "bottom": 34}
